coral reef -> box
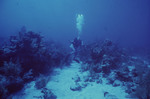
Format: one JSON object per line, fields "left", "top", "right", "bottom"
{"left": 0, "top": 28, "right": 71, "bottom": 98}
{"left": 0, "top": 29, "right": 150, "bottom": 98}
{"left": 74, "top": 39, "right": 150, "bottom": 98}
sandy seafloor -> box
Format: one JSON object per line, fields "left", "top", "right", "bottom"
{"left": 13, "top": 61, "right": 129, "bottom": 99}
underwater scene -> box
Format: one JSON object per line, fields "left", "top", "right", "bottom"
{"left": 0, "top": 0, "right": 150, "bottom": 99}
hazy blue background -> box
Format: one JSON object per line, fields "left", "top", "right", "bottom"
{"left": 0, "top": 0, "right": 150, "bottom": 47}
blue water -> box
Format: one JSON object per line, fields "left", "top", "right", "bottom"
{"left": 0, "top": 0, "right": 150, "bottom": 47}
{"left": 0, "top": 1, "right": 150, "bottom": 98}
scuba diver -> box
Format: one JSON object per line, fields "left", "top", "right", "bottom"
{"left": 70, "top": 37, "right": 83, "bottom": 62}
{"left": 71, "top": 37, "right": 82, "bottom": 50}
